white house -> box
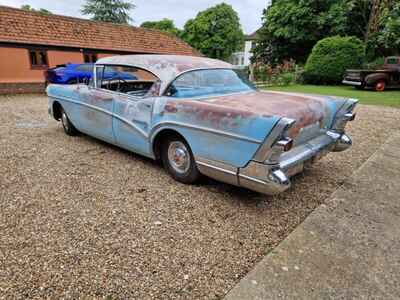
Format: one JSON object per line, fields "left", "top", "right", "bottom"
{"left": 230, "top": 30, "right": 258, "bottom": 67}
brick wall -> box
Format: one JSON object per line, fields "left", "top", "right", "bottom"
{"left": 0, "top": 82, "right": 45, "bottom": 94}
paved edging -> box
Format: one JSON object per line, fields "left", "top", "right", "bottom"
{"left": 225, "top": 132, "right": 400, "bottom": 300}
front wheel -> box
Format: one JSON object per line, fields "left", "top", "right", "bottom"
{"left": 61, "top": 108, "right": 79, "bottom": 136}
{"left": 161, "top": 136, "right": 200, "bottom": 184}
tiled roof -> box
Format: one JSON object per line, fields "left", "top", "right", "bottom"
{"left": 0, "top": 5, "right": 199, "bottom": 56}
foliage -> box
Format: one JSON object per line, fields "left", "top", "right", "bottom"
{"left": 303, "top": 36, "right": 365, "bottom": 85}
{"left": 253, "top": 0, "right": 399, "bottom": 64}
{"left": 376, "top": 2, "right": 400, "bottom": 56}
{"left": 266, "top": 84, "right": 400, "bottom": 108}
{"left": 253, "top": 60, "right": 299, "bottom": 86}
{"left": 363, "top": 56, "right": 385, "bottom": 69}
{"left": 21, "top": 4, "right": 52, "bottom": 15}
{"left": 140, "top": 19, "right": 181, "bottom": 37}
{"left": 181, "top": 3, "right": 244, "bottom": 61}
{"left": 81, "top": 0, "right": 135, "bottom": 24}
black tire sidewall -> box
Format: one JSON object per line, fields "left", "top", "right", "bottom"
{"left": 161, "top": 136, "right": 200, "bottom": 184}
{"left": 61, "top": 108, "right": 78, "bottom": 136}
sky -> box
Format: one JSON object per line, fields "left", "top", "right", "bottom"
{"left": 0, "top": 0, "right": 268, "bottom": 34}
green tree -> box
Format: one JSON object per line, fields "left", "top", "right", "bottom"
{"left": 81, "top": 0, "right": 135, "bottom": 24}
{"left": 140, "top": 19, "right": 181, "bottom": 37}
{"left": 253, "top": 0, "right": 359, "bottom": 64}
{"left": 21, "top": 4, "right": 52, "bottom": 15}
{"left": 181, "top": 3, "right": 244, "bottom": 60}
{"left": 253, "top": 0, "right": 398, "bottom": 64}
{"left": 374, "top": 1, "right": 400, "bottom": 56}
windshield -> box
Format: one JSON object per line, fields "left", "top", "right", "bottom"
{"left": 166, "top": 69, "right": 255, "bottom": 98}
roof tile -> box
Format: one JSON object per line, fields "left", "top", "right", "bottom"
{"left": 0, "top": 5, "right": 198, "bottom": 56}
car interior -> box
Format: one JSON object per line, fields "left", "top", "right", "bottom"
{"left": 99, "top": 65, "right": 157, "bottom": 97}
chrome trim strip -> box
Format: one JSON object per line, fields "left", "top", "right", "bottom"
{"left": 196, "top": 161, "right": 237, "bottom": 176}
{"left": 112, "top": 114, "right": 148, "bottom": 138}
{"left": 195, "top": 157, "right": 239, "bottom": 186}
{"left": 51, "top": 95, "right": 148, "bottom": 138}
{"left": 151, "top": 121, "right": 262, "bottom": 144}
{"left": 53, "top": 96, "right": 262, "bottom": 144}
{"left": 342, "top": 80, "right": 362, "bottom": 86}
{"left": 238, "top": 173, "right": 266, "bottom": 185}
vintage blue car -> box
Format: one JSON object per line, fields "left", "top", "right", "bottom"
{"left": 47, "top": 55, "right": 357, "bottom": 195}
{"left": 44, "top": 63, "right": 137, "bottom": 84}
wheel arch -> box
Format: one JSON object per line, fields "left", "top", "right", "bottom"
{"left": 365, "top": 73, "right": 389, "bottom": 86}
{"left": 52, "top": 101, "right": 63, "bottom": 121}
{"left": 151, "top": 128, "right": 189, "bottom": 160}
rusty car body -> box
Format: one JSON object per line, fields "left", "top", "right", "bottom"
{"left": 343, "top": 56, "right": 400, "bottom": 91}
{"left": 47, "top": 55, "right": 357, "bottom": 195}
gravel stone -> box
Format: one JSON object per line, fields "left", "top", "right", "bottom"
{"left": 1, "top": 95, "right": 399, "bottom": 299}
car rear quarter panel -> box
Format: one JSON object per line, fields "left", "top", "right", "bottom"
{"left": 151, "top": 98, "right": 280, "bottom": 168}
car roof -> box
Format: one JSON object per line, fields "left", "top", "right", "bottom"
{"left": 96, "top": 55, "right": 233, "bottom": 93}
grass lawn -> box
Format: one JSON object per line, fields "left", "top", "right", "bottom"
{"left": 265, "top": 85, "right": 400, "bottom": 108}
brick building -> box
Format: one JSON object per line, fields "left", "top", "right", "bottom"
{"left": 0, "top": 6, "right": 198, "bottom": 94}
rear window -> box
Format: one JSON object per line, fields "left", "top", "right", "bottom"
{"left": 386, "top": 57, "right": 398, "bottom": 64}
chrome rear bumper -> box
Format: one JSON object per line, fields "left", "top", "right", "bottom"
{"left": 237, "top": 131, "right": 352, "bottom": 195}
{"left": 196, "top": 131, "right": 352, "bottom": 196}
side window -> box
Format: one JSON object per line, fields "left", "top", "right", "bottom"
{"left": 166, "top": 69, "right": 253, "bottom": 98}
{"left": 95, "top": 66, "right": 104, "bottom": 88}
{"left": 386, "top": 57, "right": 398, "bottom": 65}
{"left": 100, "top": 65, "right": 158, "bottom": 97}
{"left": 84, "top": 53, "right": 98, "bottom": 63}
{"left": 29, "top": 49, "right": 48, "bottom": 69}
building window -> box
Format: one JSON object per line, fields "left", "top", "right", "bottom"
{"left": 84, "top": 53, "right": 98, "bottom": 63}
{"left": 29, "top": 49, "right": 48, "bottom": 69}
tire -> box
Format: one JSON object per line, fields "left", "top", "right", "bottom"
{"left": 161, "top": 135, "right": 200, "bottom": 184}
{"left": 60, "top": 107, "right": 79, "bottom": 136}
{"left": 374, "top": 80, "right": 386, "bottom": 92}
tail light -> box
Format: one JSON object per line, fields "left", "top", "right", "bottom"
{"left": 276, "top": 137, "right": 294, "bottom": 152}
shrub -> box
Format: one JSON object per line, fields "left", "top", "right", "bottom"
{"left": 303, "top": 36, "right": 365, "bottom": 85}
{"left": 279, "top": 72, "right": 295, "bottom": 86}
{"left": 253, "top": 60, "right": 300, "bottom": 85}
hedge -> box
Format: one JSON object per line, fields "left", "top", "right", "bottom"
{"left": 303, "top": 36, "right": 365, "bottom": 84}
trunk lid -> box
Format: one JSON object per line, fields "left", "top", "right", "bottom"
{"left": 204, "top": 90, "right": 346, "bottom": 145}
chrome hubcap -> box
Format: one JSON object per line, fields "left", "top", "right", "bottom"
{"left": 61, "top": 112, "right": 69, "bottom": 130}
{"left": 167, "top": 141, "right": 190, "bottom": 174}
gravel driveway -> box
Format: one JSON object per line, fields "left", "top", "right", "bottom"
{"left": 1, "top": 95, "right": 399, "bottom": 299}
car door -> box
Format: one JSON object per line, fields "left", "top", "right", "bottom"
{"left": 110, "top": 66, "right": 158, "bottom": 156}
{"left": 78, "top": 65, "right": 115, "bottom": 143}
{"left": 112, "top": 93, "right": 154, "bottom": 156}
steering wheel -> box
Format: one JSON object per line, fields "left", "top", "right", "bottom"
{"left": 117, "top": 77, "right": 128, "bottom": 92}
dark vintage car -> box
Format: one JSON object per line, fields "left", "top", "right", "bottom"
{"left": 343, "top": 56, "right": 400, "bottom": 91}
{"left": 47, "top": 55, "right": 357, "bottom": 195}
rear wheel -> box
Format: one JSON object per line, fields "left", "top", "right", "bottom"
{"left": 375, "top": 80, "right": 386, "bottom": 92}
{"left": 61, "top": 108, "right": 79, "bottom": 136}
{"left": 161, "top": 136, "right": 200, "bottom": 184}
